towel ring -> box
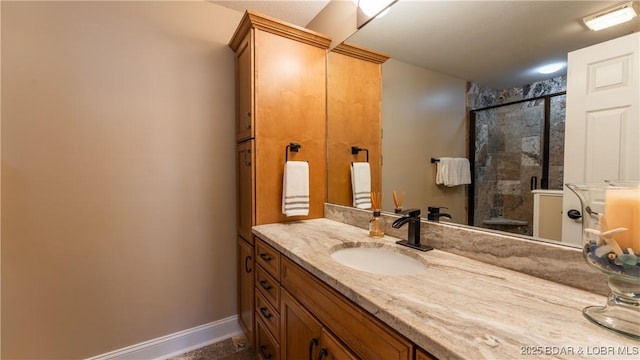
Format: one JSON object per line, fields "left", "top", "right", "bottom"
{"left": 351, "top": 146, "right": 369, "bottom": 163}
{"left": 285, "top": 142, "right": 301, "bottom": 162}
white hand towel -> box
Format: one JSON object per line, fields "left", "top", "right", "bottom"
{"left": 282, "top": 161, "right": 309, "bottom": 216}
{"left": 436, "top": 157, "right": 471, "bottom": 187}
{"left": 435, "top": 157, "right": 452, "bottom": 185}
{"left": 351, "top": 162, "right": 371, "bottom": 209}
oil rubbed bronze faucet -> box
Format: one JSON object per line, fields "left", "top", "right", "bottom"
{"left": 392, "top": 209, "right": 433, "bottom": 252}
{"left": 427, "top": 206, "right": 452, "bottom": 222}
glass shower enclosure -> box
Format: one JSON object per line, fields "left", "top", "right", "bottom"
{"left": 469, "top": 92, "right": 566, "bottom": 236}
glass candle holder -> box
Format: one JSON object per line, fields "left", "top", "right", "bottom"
{"left": 567, "top": 181, "right": 639, "bottom": 339}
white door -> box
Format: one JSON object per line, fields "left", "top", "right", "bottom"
{"left": 562, "top": 32, "right": 640, "bottom": 246}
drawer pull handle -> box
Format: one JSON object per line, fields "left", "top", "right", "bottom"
{"left": 244, "top": 255, "right": 252, "bottom": 273}
{"left": 259, "top": 280, "right": 272, "bottom": 290}
{"left": 317, "top": 349, "right": 328, "bottom": 360}
{"left": 259, "top": 306, "right": 272, "bottom": 319}
{"left": 259, "top": 253, "right": 272, "bottom": 262}
{"left": 259, "top": 345, "right": 272, "bottom": 359}
{"left": 308, "top": 338, "right": 318, "bottom": 360}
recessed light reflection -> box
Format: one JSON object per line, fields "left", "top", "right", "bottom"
{"left": 537, "top": 63, "right": 565, "bottom": 74}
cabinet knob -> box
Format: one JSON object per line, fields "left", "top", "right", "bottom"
{"left": 259, "top": 253, "right": 272, "bottom": 262}
{"left": 259, "top": 345, "right": 272, "bottom": 359}
{"left": 259, "top": 306, "right": 272, "bottom": 319}
{"left": 259, "top": 280, "right": 272, "bottom": 291}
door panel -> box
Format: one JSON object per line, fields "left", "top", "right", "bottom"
{"left": 562, "top": 32, "right": 639, "bottom": 246}
{"left": 237, "top": 141, "right": 255, "bottom": 243}
{"left": 280, "top": 289, "right": 322, "bottom": 360}
{"left": 237, "top": 237, "right": 254, "bottom": 346}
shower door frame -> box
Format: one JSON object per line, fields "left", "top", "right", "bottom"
{"left": 468, "top": 91, "right": 566, "bottom": 226}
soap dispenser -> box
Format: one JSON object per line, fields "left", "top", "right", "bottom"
{"left": 369, "top": 210, "right": 384, "bottom": 237}
{"left": 369, "top": 192, "right": 384, "bottom": 237}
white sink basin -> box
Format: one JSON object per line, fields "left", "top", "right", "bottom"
{"left": 330, "top": 245, "right": 428, "bottom": 275}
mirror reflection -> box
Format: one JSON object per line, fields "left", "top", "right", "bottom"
{"left": 330, "top": 0, "right": 639, "bottom": 245}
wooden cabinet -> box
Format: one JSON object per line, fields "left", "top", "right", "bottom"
{"left": 229, "top": 11, "right": 331, "bottom": 350}
{"left": 280, "top": 290, "right": 322, "bottom": 360}
{"left": 237, "top": 141, "right": 255, "bottom": 243}
{"left": 237, "top": 237, "right": 254, "bottom": 344}
{"left": 254, "top": 238, "right": 283, "bottom": 359}
{"left": 281, "top": 257, "right": 412, "bottom": 360}
{"left": 252, "top": 235, "right": 444, "bottom": 359}
{"left": 281, "top": 290, "right": 357, "bottom": 360}
{"left": 230, "top": 11, "right": 331, "bottom": 226}
{"left": 235, "top": 33, "right": 253, "bottom": 142}
{"left": 327, "top": 43, "right": 388, "bottom": 206}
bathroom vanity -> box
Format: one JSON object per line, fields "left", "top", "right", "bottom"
{"left": 251, "top": 218, "right": 638, "bottom": 360}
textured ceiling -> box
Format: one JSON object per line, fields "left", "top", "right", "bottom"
{"left": 213, "top": 0, "right": 639, "bottom": 90}
{"left": 211, "top": 0, "right": 331, "bottom": 27}
{"left": 348, "top": 0, "right": 640, "bottom": 89}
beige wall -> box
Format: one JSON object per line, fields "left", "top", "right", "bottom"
{"left": 381, "top": 59, "right": 468, "bottom": 223}
{"left": 307, "top": 0, "right": 357, "bottom": 49}
{"left": 1, "top": 1, "right": 242, "bottom": 358}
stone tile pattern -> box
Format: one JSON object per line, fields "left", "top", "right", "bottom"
{"left": 468, "top": 77, "right": 567, "bottom": 236}
{"left": 253, "top": 216, "right": 637, "bottom": 360}
{"left": 170, "top": 335, "right": 255, "bottom": 360}
{"left": 324, "top": 203, "right": 608, "bottom": 295}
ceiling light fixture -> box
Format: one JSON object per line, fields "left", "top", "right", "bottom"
{"left": 583, "top": 2, "right": 638, "bottom": 31}
{"left": 537, "top": 63, "right": 566, "bottom": 74}
{"left": 357, "top": 0, "right": 394, "bottom": 19}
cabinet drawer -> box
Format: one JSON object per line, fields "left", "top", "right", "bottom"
{"left": 256, "top": 265, "right": 280, "bottom": 311}
{"left": 256, "top": 317, "right": 280, "bottom": 360}
{"left": 256, "top": 291, "right": 280, "bottom": 339}
{"left": 282, "top": 258, "right": 412, "bottom": 360}
{"left": 255, "top": 238, "right": 280, "bottom": 280}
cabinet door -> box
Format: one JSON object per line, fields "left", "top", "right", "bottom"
{"left": 281, "top": 289, "right": 322, "bottom": 360}
{"left": 237, "top": 237, "right": 254, "bottom": 346}
{"left": 317, "top": 328, "right": 358, "bottom": 360}
{"left": 235, "top": 33, "right": 253, "bottom": 142}
{"left": 254, "top": 29, "right": 327, "bottom": 225}
{"left": 237, "top": 141, "right": 255, "bottom": 243}
{"left": 327, "top": 48, "right": 384, "bottom": 207}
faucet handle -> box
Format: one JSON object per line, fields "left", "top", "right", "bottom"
{"left": 427, "top": 206, "right": 448, "bottom": 214}
{"left": 400, "top": 208, "right": 421, "bottom": 217}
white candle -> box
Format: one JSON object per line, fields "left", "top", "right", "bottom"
{"left": 605, "top": 187, "right": 640, "bottom": 253}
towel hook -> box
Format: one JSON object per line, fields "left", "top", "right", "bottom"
{"left": 285, "top": 142, "right": 301, "bottom": 162}
{"left": 351, "top": 146, "right": 369, "bottom": 163}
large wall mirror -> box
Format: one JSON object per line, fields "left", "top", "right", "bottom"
{"left": 326, "top": 0, "right": 639, "bottom": 246}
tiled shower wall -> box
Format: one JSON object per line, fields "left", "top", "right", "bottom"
{"left": 467, "top": 77, "right": 566, "bottom": 236}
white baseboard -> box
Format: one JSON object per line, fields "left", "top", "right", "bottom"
{"left": 88, "top": 315, "right": 243, "bottom": 360}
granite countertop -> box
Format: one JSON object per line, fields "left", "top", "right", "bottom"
{"left": 252, "top": 218, "right": 639, "bottom": 360}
